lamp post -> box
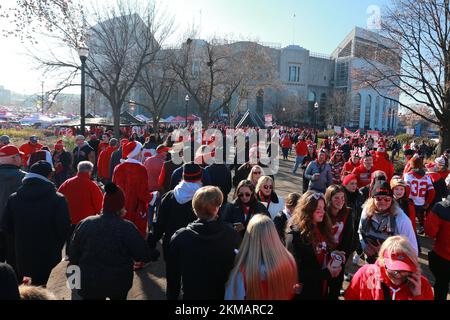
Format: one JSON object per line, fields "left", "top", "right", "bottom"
{"left": 78, "top": 43, "right": 89, "bottom": 135}
{"left": 314, "top": 102, "right": 319, "bottom": 130}
{"left": 185, "top": 94, "right": 190, "bottom": 127}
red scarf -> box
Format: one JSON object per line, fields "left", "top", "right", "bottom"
{"left": 259, "top": 191, "right": 271, "bottom": 207}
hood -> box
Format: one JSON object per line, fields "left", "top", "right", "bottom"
{"left": 411, "top": 169, "right": 426, "bottom": 179}
{"left": 17, "top": 176, "right": 56, "bottom": 201}
{"left": 173, "top": 180, "right": 202, "bottom": 204}
{"left": 185, "top": 219, "right": 231, "bottom": 241}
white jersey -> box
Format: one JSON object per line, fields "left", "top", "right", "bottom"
{"left": 404, "top": 172, "right": 434, "bottom": 206}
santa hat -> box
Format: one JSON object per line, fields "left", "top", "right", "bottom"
{"left": 103, "top": 183, "right": 125, "bottom": 213}
{"left": 122, "top": 141, "right": 142, "bottom": 160}
{"left": 342, "top": 174, "right": 357, "bottom": 186}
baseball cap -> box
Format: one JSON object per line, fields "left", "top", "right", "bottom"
{"left": 383, "top": 251, "right": 417, "bottom": 273}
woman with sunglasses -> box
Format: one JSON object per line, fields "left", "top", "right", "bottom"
{"left": 247, "top": 165, "right": 265, "bottom": 187}
{"left": 359, "top": 181, "right": 418, "bottom": 264}
{"left": 225, "top": 215, "right": 298, "bottom": 300}
{"left": 345, "top": 235, "right": 433, "bottom": 300}
{"left": 324, "top": 185, "right": 354, "bottom": 300}
{"left": 221, "top": 180, "right": 270, "bottom": 238}
{"left": 285, "top": 191, "right": 342, "bottom": 300}
{"left": 255, "top": 176, "right": 285, "bottom": 220}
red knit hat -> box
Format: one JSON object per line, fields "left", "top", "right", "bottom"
{"left": 103, "top": 183, "right": 125, "bottom": 213}
{"left": 342, "top": 174, "right": 357, "bottom": 186}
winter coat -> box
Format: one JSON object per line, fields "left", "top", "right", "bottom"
{"left": 304, "top": 161, "right": 333, "bottom": 193}
{"left": 341, "top": 160, "right": 358, "bottom": 180}
{"left": 273, "top": 210, "right": 291, "bottom": 245}
{"left": 19, "top": 142, "right": 42, "bottom": 167}
{"left": 345, "top": 261, "right": 434, "bottom": 300}
{"left": 374, "top": 152, "right": 395, "bottom": 181}
{"left": 143, "top": 153, "right": 166, "bottom": 192}
{"left": 97, "top": 146, "right": 118, "bottom": 180}
{"left": 352, "top": 165, "right": 374, "bottom": 188}
{"left": 72, "top": 143, "right": 95, "bottom": 171}
{"left": 69, "top": 212, "right": 152, "bottom": 299}
{"left": 57, "top": 172, "right": 103, "bottom": 225}
{"left": 427, "top": 172, "right": 448, "bottom": 208}
{"left": 329, "top": 207, "right": 354, "bottom": 257}
{"left": 166, "top": 219, "right": 240, "bottom": 300}
{"left": 257, "top": 192, "right": 285, "bottom": 220}
{"left": 0, "top": 263, "right": 20, "bottom": 300}
{"left": 158, "top": 160, "right": 181, "bottom": 194}
{"left": 221, "top": 199, "right": 270, "bottom": 238}
{"left": 109, "top": 148, "right": 122, "bottom": 180}
{"left": 425, "top": 198, "right": 450, "bottom": 261}
{"left": 0, "top": 165, "right": 26, "bottom": 230}
{"left": 52, "top": 150, "right": 72, "bottom": 186}
{"left": 205, "top": 164, "right": 232, "bottom": 200}
{"left": 1, "top": 174, "right": 71, "bottom": 281}
{"left": 295, "top": 140, "right": 308, "bottom": 157}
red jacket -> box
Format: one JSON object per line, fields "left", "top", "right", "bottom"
{"left": 295, "top": 140, "right": 308, "bottom": 157}
{"left": 281, "top": 135, "right": 292, "bottom": 149}
{"left": 19, "top": 142, "right": 43, "bottom": 167}
{"left": 98, "top": 142, "right": 109, "bottom": 154}
{"left": 374, "top": 152, "right": 394, "bottom": 181}
{"left": 97, "top": 146, "right": 118, "bottom": 179}
{"left": 57, "top": 172, "right": 103, "bottom": 224}
{"left": 341, "top": 160, "right": 359, "bottom": 179}
{"left": 352, "top": 165, "right": 373, "bottom": 188}
{"left": 143, "top": 153, "right": 166, "bottom": 192}
{"left": 113, "top": 160, "right": 156, "bottom": 237}
{"left": 345, "top": 261, "right": 434, "bottom": 300}
{"left": 425, "top": 199, "right": 450, "bottom": 261}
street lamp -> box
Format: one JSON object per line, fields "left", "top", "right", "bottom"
{"left": 185, "top": 94, "right": 190, "bottom": 127}
{"left": 314, "top": 102, "right": 319, "bottom": 130}
{"left": 78, "top": 43, "right": 89, "bottom": 135}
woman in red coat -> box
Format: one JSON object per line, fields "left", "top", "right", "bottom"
{"left": 345, "top": 235, "right": 433, "bottom": 300}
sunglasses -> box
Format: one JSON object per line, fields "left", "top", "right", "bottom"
{"left": 309, "top": 192, "right": 324, "bottom": 200}
{"left": 263, "top": 185, "right": 273, "bottom": 190}
{"left": 387, "top": 269, "right": 412, "bottom": 278}
{"left": 238, "top": 193, "right": 252, "bottom": 198}
{"left": 375, "top": 196, "right": 392, "bottom": 202}
{"left": 253, "top": 171, "right": 262, "bottom": 175}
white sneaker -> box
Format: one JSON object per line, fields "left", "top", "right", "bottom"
{"left": 352, "top": 253, "right": 360, "bottom": 265}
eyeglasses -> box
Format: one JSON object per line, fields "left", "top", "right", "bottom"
{"left": 238, "top": 193, "right": 252, "bottom": 198}
{"left": 375, "top": 196, "right": 392, "bottom": 202}
{"left": 263, "top": 185, "right": 273, "bottom": 190}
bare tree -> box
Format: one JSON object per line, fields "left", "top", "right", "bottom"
{"left": 326, "top": 89, "right": 350, "bottom": 127}
{"left": 170, "top": 35, "right": 277, "bottom": 127}
{"left": 352, "top": 0, "right": 450, "bottom": 152}
{"left": 136, "top": 50, "right": 176, "bottom": 130}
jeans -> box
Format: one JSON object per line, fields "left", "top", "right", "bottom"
{"left": 292, "top": 156, "right": 304, "bottom": 174}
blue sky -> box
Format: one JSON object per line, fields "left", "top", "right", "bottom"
{"left": 0, "top": 0, "right": 390, "bottom": 95}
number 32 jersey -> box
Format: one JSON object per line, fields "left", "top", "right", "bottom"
{"left": 404, "top": 171, "right": 434, "bottom": 206}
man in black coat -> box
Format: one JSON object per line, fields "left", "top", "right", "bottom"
{"left": 166, "top": 186, "right": 240, "bottom": 300}
{"left": 109, "top": 138, "right": 127, "bottom": 179}
{"left": 1, "top": 161, "right": 71, "bottom": 286}
{"left": 0, "top": 145, "right": 26, "bottom": 263}
{"left": 205, "top": 163, "right": 232, "bottom": 202}
{"left": 69, "top": 183, "right": 154, "bottom": 300}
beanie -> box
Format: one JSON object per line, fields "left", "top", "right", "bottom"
{"left": 103, "top": 183, "right": 125, "bottom": 213}
{"left": 390, "top": 177, "right": 407, "bottom": 190}
{"left": 371, "top": 180, "right": 393, "bottom": 198}
{"left": 30, "top": 160, "right": 53, "bottom": 177}
{"left": 183, "top": 163, "right": 202, "bottom": 182}
{"left": 342, "top": 174, "right": 357, "bottom": 186}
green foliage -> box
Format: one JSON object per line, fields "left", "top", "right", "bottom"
{"left": 317, "top": 130, "right": 336, "bottom": 139}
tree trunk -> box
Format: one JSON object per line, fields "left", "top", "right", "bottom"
{"left": 438, "top": 122, "right": 450, "bottom": 155}
{"left": 112, "top": 105, "right": 121, "bottom": 138}
{"left": 153, "top": 118, "right": 160, "bottom": 134}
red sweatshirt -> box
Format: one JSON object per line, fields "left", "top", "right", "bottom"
{"left": 345, "top": 261, "right": 434, "bottom": 300}
{"left": 19, "top": 142, "right": 43, "bottom": 167}
{"left": 352, "top": 165, "right": 373, "bottom": 188}
{"left": 295, "top": 140, "right": 308, "bottom": 157}
{"left": 425, "top": 199, "right": 450, "bottom": 261}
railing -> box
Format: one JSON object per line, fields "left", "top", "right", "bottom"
{"left": 309, "top": 51, "right": 332, "bottom": 60}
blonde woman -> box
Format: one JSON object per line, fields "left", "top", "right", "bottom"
{"left": 255, "top": 176, "right": 285, "bottom": 220}
{"left": 225, "top": 214, "right": 298, "bottom": 300}
{"left": 345, "top": 236, "right": 433, "bottom": 300}
{"left": 247, "top": 165, "right": 265, "bottom": 187}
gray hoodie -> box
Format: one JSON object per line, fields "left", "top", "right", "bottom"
{"left": 304, "top": 160, "right": 333, "bottom": 193}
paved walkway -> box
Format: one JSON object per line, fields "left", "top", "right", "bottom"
{"left": 47, "top": 153, "right": 447, "bottom": 299}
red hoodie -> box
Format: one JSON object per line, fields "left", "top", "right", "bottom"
{"left": 425, "top": 199, "right": 450, "bottom": 261}
{"left": 352, "top": 165, "right": 373, "bottom": 188}
{"left": 374, "top": 152, "right": 394, "bottom": 181}
{"left": 295, "top": 140, "right": 308, "bottom": 157}
{"left": 345, "top": 261, "right": 434, "bottom": 300}
{"left": 341, "top": 160, "right": 359, "bottom": 179}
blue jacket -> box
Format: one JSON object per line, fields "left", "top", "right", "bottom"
{"left": 304, "top": 161, "right": 333, "bottom": 193}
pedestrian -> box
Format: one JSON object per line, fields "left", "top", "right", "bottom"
{"left": 273, "top": 193, "right": 301, "bottom": 245}
{"left": 345, "top": 236, "right": 433, "bottom": 300}
{"left": 301, "top": 144, "right": 317, "bottom": 194}
{"left": 0, "top": 145, "right": 26, "bottom": 263}
{"left": 27, "top": 146, "right": 54, "bottom": 170}
{"left": 285, "top": 191, "right": 342, "bottom": 300}
{"left": 293, "top": 137, "right": 308, "bottom": 175}
{"left": 374, "top": 147, "right": 395, "bottom": 181}
{"left": 221, "top": 180, "right": 270, "bottom": 239}
{"left": 402, "top": 149, "right": 415, "bottom": 175}
{"left": 97, "top": 138, "right": 118, "bottom": 184}
{"left": 52, "top": 140, "right": 72, "bottom": 187}
{"left": 390, "top": 177, "right": 417, "bottom": 233}
{"left": 205, "top": 154, "right": 233, "bottom": 202}
{"left": 19, "top": 136, "right": 42, "bottom": 168}
{"left": 359, "top": 180, "right": 418, "bottom": 264}
{"left": 97, "top": 134, "right": 110, "bottom": 155}
{"left": 1, "top": 161, "right": 71, "bottom": 286}
{"left": 57, "top": 161, "right": 103, "bottom": 259}
{"left": 329, "top": 150, "right": 345, "bottom": 185}
{"left": 109, "top": 138, "right": 128, "bottom": 179}
{"left": 225, "top": 214, "right": 298, "bottom": 300}
{"left": 325, "top": 185, "right": 354, "bottom": 300}
{"left": 88, "top": 134, "right": 100, "bottom": 159}
{"left": 148, "top": 163, "right": 201, "bottom": 260}
{"left": 352, "top": 153, "right": 375, "bottom": 188}
{"left": 0, "top": 262, "right": 20, "bottom": 300}
{"left": 167, "top": 186, "right": 240, "bottom": 300}
{"left": 158, "top": 147, "right": 182, "bottom": 195}
{"left": 304, "top": 148, "right": 333, "bottom": 193}
{"left": 69, "top": 183, "right": 155, "bottom": 300}
{"left": 246, "top": 165, "right": 265, "bottom": 187}
{"left": 281, "top": 133, "right": 292, "bottom": 161}
{"left": 72, "top": 135, "right": 95, "bottom": 172}
{"left": 425, "top": 194, "right": 450, "bottom": 301}
{"left": 255, "top": 176, "right": 285, "bottom": 220}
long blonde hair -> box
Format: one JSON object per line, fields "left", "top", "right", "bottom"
{"left": 255, "top": 176, "right": 275, "bottom": 195}
{"left": 362, "top": 197, "right": 400, "bottom": 218}
{"left": 227, "top": 214, "right": 298, "bottom": 300}
{"left": 247, "top": 165, "right": 265, "bottom": 185}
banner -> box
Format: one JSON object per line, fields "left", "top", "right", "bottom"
{"left": 367, "top": 130, "right": 380, "bottom": 138}
{"left": 344, "top": 128, "right": 360, "bottom": 138}
{"left": 265, "top": 114, "right": 273, "bottom": 127}
{"left": 334, "top": 126, "right": 342, "bottom": 134}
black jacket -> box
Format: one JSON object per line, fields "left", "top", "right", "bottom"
{"left": 273, "top": 211, "right": 289, "bottom": 245}
{"left": 221, "top": 199, "right": 270, "bottom": 238}
{"left": 0, "top": 165, "right": 25, "bottom": 230}
{"left": 330, "top": 208, "right": 354, "bottom": 258}
{"left": 0, "top": 262, "right": 20, "bottom": 300}
{"left": 109, "top": 148, "right": 122, "bottom": 179}
{"left": 286, "top": 227, "right": 332, "bottom": 300}
{"left": 1, "top": 176, "right": 71, "bottom": 281}
{"left": 166, "top": 219, "right": 240, "bottom": 300}
{"left": 148, "top": 190, "right": 197, "bottom": 259}
{"left": 205, "top": 164, "right": 232, "bottom": 200}
{"left": 69, "top": 212, "right": 152, "bottom": 298}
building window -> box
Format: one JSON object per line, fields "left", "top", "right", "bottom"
{"left": 352, "top": 93, "right": 361, "bottom": 127}
{"left": 374, "top": 96, "right": 380, "bottom": 129}
{"left": 288, "top": 65, "right": 301, "bottom": 82}
{"left": 336, "top": 61, "right": 349, "bottom": 87}
{"left": 365, "top": 94, "right": 371, "bottom": 129}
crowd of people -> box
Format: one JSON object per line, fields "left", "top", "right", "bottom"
{"left": 0, "top": 125, "right": 449, "bottom": 301}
